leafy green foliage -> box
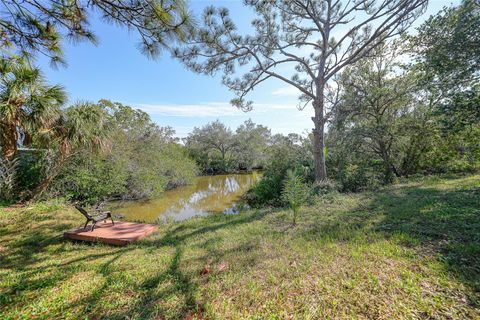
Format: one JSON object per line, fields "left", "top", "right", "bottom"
{"left": 185, "top": 120, "right": 236, "bottom": 173}
{"left": 185, "top": 119, "right": 271, "bottom": 174}
{"left": 438, "top": 84, "right": 480, "bottom": 131}
{"left": 233, "top": 119, "right": 270, "bottom": 171}
{"left": 413, "top": 0, "right": 480, "bottom": 130}
{"left": 0, "top": 56, "right": 66, "bottom": 161}
{"left": 310, "top": 179, "right": 339, "bottom": 195}
{"left": 50, "top": 152, "right": 128, "bottom": 204}
{"left": 0, "top": 0, "right": 192, "bottom": 64}
{"left": 14, "top": 151, "right": 45, "bottom": 196}
{"left": 49, "top": 101, "right": 197, "bottom": 203}
{"left": 326, "top": 33, "right": 480, "bottom": 191}
{"left": 247, "top": 134, "right": 313, "bottom": 207}
{"left": 413, "top": 0, "right": 479, "bottom": 93}
{"left": 250, "top": 150, "right": 296, "bottom": 206}
{"left": 26, "top": 101, "right": 114, "bottom": 199}
{"left": 334, "top": 43, "right": 415, "bottom": 184}
{"left": 281, "top": 171, "right": 309, "bottom": 225}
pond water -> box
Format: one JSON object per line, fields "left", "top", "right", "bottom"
{"left": 111, "top": 172, "right": 261, "bottom": 223}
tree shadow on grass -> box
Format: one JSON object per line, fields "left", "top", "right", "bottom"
{"left": 0, "top": 221, "right": 72, "bottom": 269}
{"left": 101, "top": 246, "right": 201, "bottom": 319}
{"left": 0, "top": 208, "right": 270, "bottom": 319}
{"left": 98, "top": 210, "right": 268, "bottom": 319}
{"left": 367, "top": 185, "right": 480, "bottom": 305}
{"left": 292, "top": 181, "right": 479, "bottom": 308}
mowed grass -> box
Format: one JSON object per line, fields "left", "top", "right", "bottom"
{"left": 0, "top": 175, "right": 479, "bottom": 319}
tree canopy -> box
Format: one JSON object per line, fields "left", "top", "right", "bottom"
{"left": 0, "top": 0, "right": 192, "bottom": 63}
{"left": 413, "top": 0, "right": 479, "bottom": 93}
{"left": 184, "top": 119, "right": 272, "bottom": 174}
{"left": 175, "top": 0, "right": 428, "bottom": 181}
{"left": 0, "top": 56, "right": 66, "bottom": 160}
{"left": 412, "top": 0, "right": 480, "bottom": 130}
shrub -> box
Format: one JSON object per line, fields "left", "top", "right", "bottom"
{"left": 250, "top": 154, "right": 299, "bottom": 206}
{"left": 50, "top": 152, "right": 128, "bottom": 204}
{"left": 0, "top": 156, "right": 18, "bottom": 202}
{"left": 281, "top": 171, "right": 309, "bottom": 226}
{"left": 311, "top": 179, "right": 340, "bottom": 196}
{"left": 45, "top": 102, "right": 198, "bottom": 204}
{"left": 339, "top": 164, "right": 367, "bottom": 192}
{"left": 247, "top": 137, "right": 314, "bottom": 207}
{"left": 15, "top": 151, "right": 45, "bottom": 197}
{"left": 50, "top": 142, "right": 197, "bottom": 204}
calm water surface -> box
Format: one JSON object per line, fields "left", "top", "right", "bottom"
{"left": 112, "top": 172, "right": 261, "bottom": 223}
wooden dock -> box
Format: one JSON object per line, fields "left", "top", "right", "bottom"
{"left": 64, "top": 221, "right": 158, "bottom": 246}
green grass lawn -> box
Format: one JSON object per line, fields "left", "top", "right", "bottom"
{"left": 1, "top": 175, "right": 479, "bottom": 319}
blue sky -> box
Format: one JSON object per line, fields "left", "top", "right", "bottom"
{"left": 37, "top": 0, "right": 459, "bottom": 138}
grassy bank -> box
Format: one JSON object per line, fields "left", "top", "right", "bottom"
{"left": 0, "top": 175, "right": 479, "bottom": 319}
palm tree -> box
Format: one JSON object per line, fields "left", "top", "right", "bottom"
{"left": 0, "top": 56, "right": 66, "bottom": 160}
{"left": 32, "top": 102, "right": 113, "bottom": 198}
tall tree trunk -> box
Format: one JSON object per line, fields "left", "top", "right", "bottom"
{"left": 312, "top": 95, "right": 327, "bottom": 182}
{"left": 1, "top": 122, "right": 18, "bottom": 161}
{"left": 378, "top": 141, "right": 400, "bottom": 183}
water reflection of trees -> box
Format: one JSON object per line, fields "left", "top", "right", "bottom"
{"left": 116, "top": 173, "right": 261, "bottom": 222}
{"left": 167, "top": 174, "right": 256, "bottom": 215}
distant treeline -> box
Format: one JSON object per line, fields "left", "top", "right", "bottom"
{"left": 184, "top": 119, "right": 271, "bottom": 174}
{"left": 1, "top": 0, "right": 478, "bottom": 207}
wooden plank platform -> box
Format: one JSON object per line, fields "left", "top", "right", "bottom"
{"left": 64, "top": 221, "right": 158, "bottom": 246}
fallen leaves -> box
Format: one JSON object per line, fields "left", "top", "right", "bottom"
{"left": 201, "top": 259, "right": 228, "bottom": 276}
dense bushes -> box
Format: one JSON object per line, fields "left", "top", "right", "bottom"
{"left": 49, "top": 152, "right": 128, "bottom": 203}
{"left": 247, "top": 150, "right": 294, "bottom": 207}
{"left": 245, "top": 134, "right": 315, "bottom": 207}
{"left": 48, "top": 101, "right": 197, "bottom": 203}
{"left": 2, "top": 101, "right": 197, "bottom": 204}
{"left": 50, "top": 142, "right": 196, "bottom": 203}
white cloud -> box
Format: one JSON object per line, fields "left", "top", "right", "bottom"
{"left": 128, "top": 101, "right": 313, "bottom": 138}
{"left": 134, "top": 101, "right": 296, "bottom": 117}
{"left": 254, "top": 103, "right": 294, "bottom": 110}
{"left": 136, "top": 102, "right": 241, "bottom": 117}
{"left": 271, "top": 86, "right": 301, "bottom": 97}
